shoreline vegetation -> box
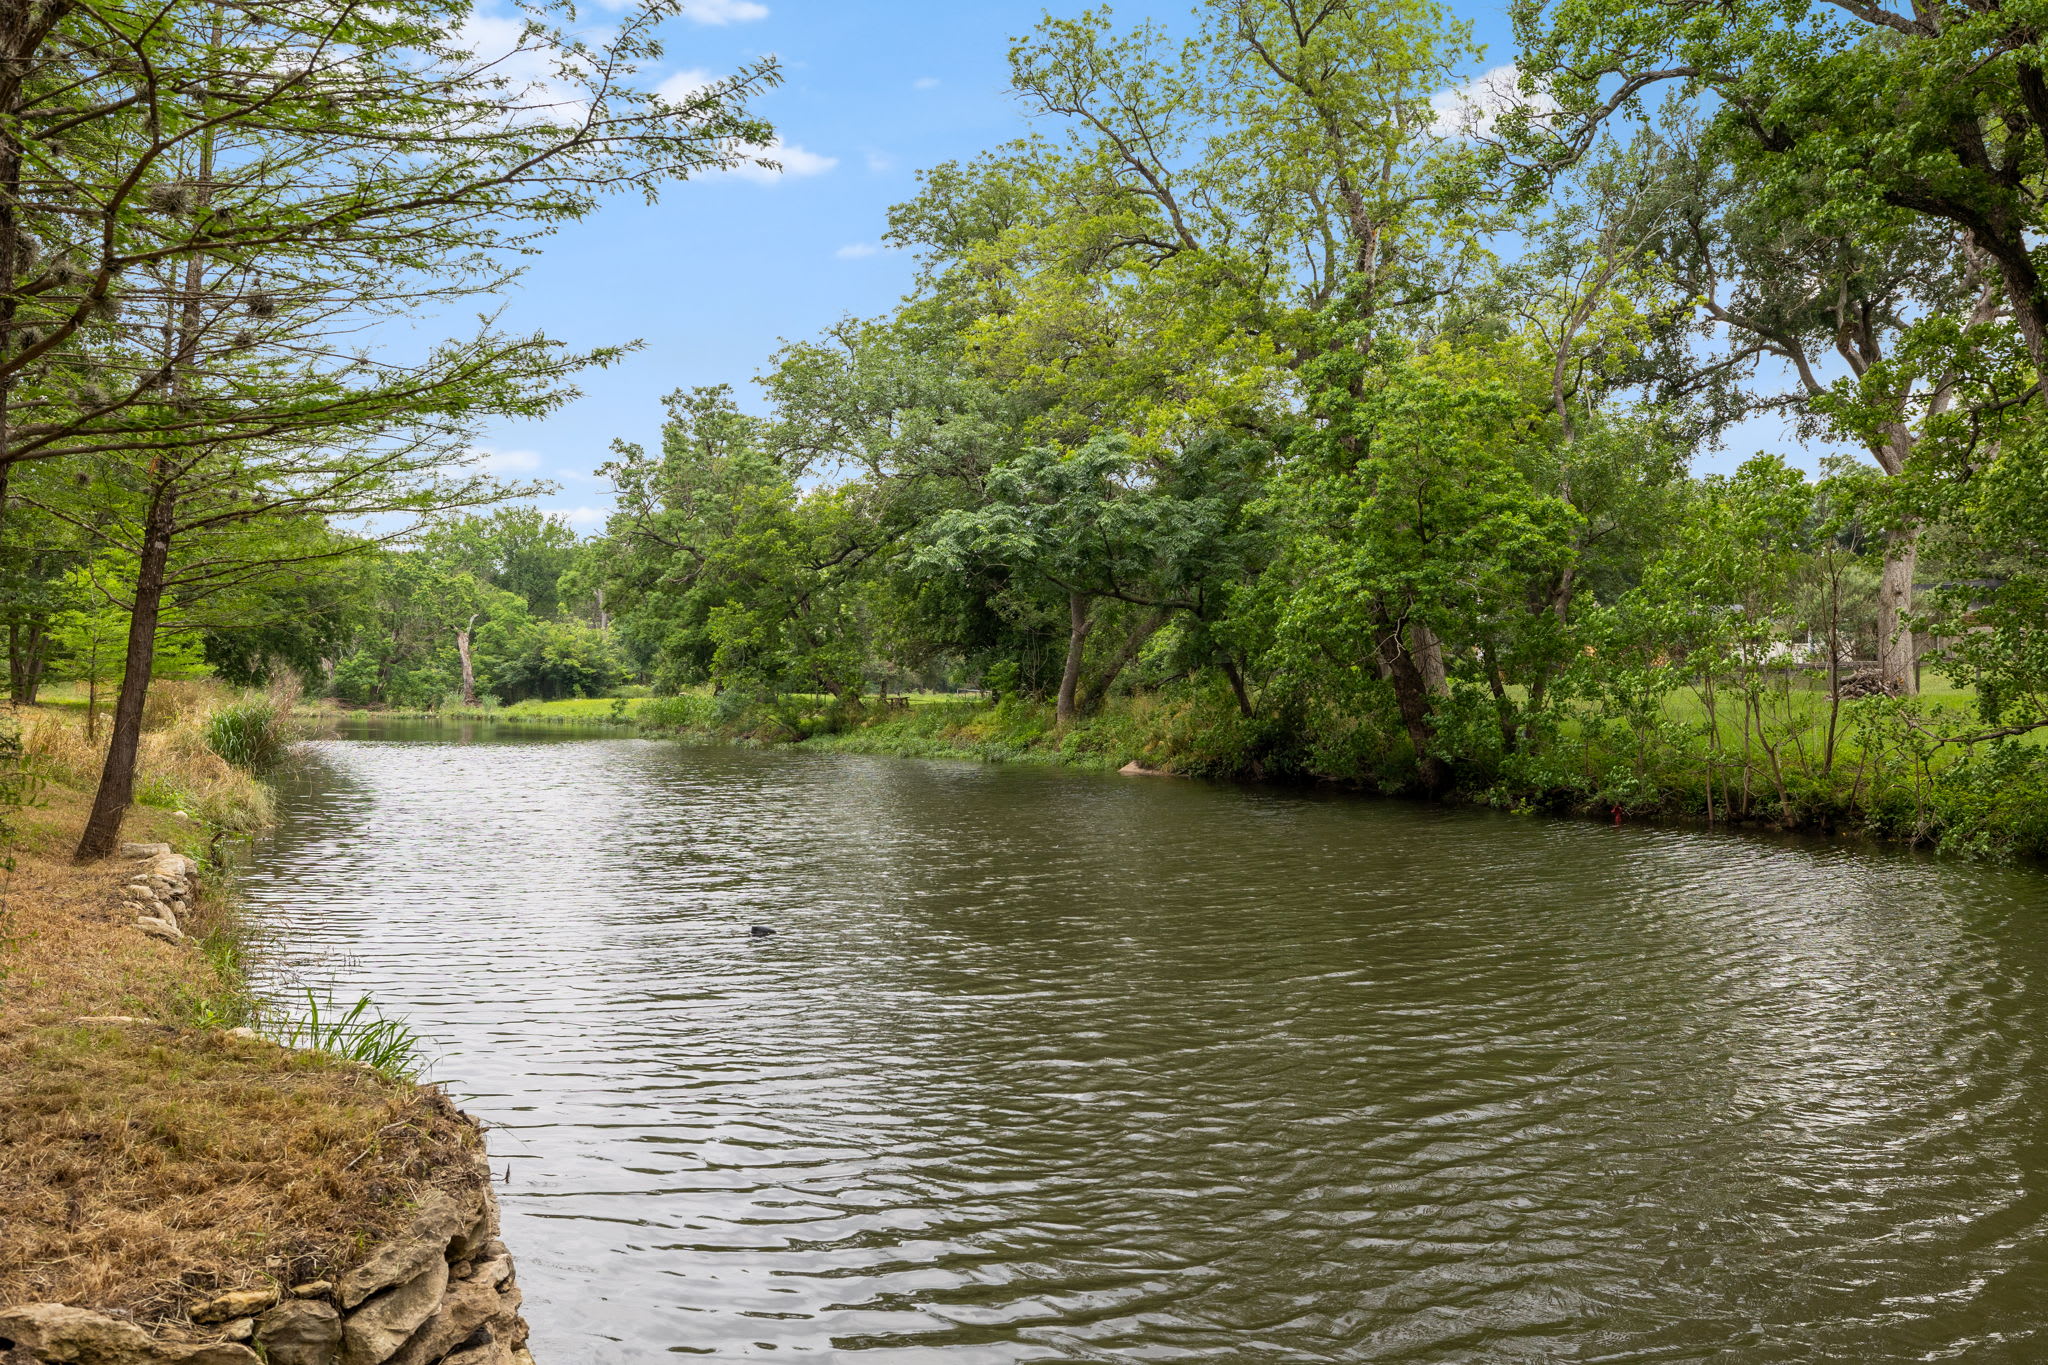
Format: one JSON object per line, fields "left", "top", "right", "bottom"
{"left": 8, "top": 0, "right": 2048, "bottom": 1350}
{"left": 197, "top": 0, "right": 2048, "bottom": 889}
{"left": 0, "top": 691, "right": 485, "bottom": 1339}
{"left": 314, "top": 673, "right": 2048, "bottom": 863}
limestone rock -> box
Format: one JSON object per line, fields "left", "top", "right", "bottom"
{"left": 164, "top": 1347, "right": 260, "bottom": 1365}
{"left": 0, "top": 1305, "right": 260, "bottom": 1363}
{"left": 1118, "top": 759, "right": 1171, "bottom": 776}
{"left": 120, "top": 841, "right": 172, "bottom": 858}
{"left": 447, "top": 1201, "right": 498, "bottom": 1265}
{"left": 218, "top": 1320, "right": 254, "bottom": 1342}
{"left": 148, "top": 852, "right": 198, "bottom": 880}
{"left": 340, "top": 1260, "right": 448, "bottom": 1365}
{"left": 190, "top": 1289, "right": 278, "bottom": 1325}
{"left": 385, "top": 1253, "right": 517, "bottom": 1365}
{"left": 289, "top": 1281, "right": 334, "bottom": 1300}
{"left": 254, "top": 1299, "right": 342, "bottom": 1365}
{"left": 336, "top": 1190, "right": 472, "bottom": 1309}
{"left": 136, "top": 917, "right": 183, "bottom": 943}
{"left": 74, "top": 1015, "right": 148, "bottom": 1025}
{"left": 441, "top": 1339, "right": 516, "bottom": 1365}
{"left": 0, "top": 1302, "right": 159, "bottom": 1363}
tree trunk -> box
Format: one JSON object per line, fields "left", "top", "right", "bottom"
{"left": 1, "top": 467, "right": 16, "bottom": 705}
{"left": 77, "top": 75, "right": 213, "bottom": 860}
{"left": 1055, "top": 591, "right": 1093, "bottom": 727}
{"left": 1079, "top": 608, "right": 1165, "bottom": 715}
{"left": 1824, "top": 558, "right": 1844, "bottom": 776}
{"left": 1219, "top": 653, "right": 1254, "bottom": 718}
{"left": 1876, "top": 526, "right": 1918, "bottom": 695}
{"left": 1376, "top": 608, "right": 1449, "bottom": 796}
{"left": 1411, "top": 621, "right": 1450, "bottom": 697}
{"left": 9, "top": 618, "right": 45, "bottom": 703}
{"left": 456, "top": 614, "right": 478, "bottom": 706}
{"left": 1977, "top": 221, "right": 2048, "bottom": 389}
{"left": 76, "top": 484, "right": 175, "bottom": 860}
{"left": 1481, "top": 643, "right": 1517, "bottom": 755}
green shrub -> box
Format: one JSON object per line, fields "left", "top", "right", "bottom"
{"left": 205, "top": 697, "right": 303, "bottom": 773}
{"left": 1931, "top": 743, "right": 2048, "bottom": 861}
{"left": 637, "top": 693, "right": 715, "bottom": 730}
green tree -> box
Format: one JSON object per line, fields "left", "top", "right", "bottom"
{"left": 589, "top": 386, "right": 892, "bottom": 701}
{"left": 914, "top": 437, "right": 1249, "bottom": 726}
{"left": 8, "top": 0, "right": 778, "bottom": 859}
{"left": 1261, "top": 339, "right": 1581, "bottom": 792}
{"left": 1515, "top": 0, "right": 2048, "bottom": 378}
{"left": 0, "top": 0, "right": 776, "bottom": 479}
{"left": 48, "top": 556, "right": 208, "bottom": 742}
{"left": 423, "top": 507, "right": 582, "bottom": 620}
{"left": 481, "top": 620, "right": 630, "bottom": 703}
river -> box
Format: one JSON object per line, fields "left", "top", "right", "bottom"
{"left": 236, "top": 720, "right": 2048, "bottom": 1362}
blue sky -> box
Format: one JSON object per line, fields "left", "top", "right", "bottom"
{"left": 454, "top": 0, "right": 1792, "bottom": 529}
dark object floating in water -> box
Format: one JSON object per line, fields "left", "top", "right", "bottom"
{"left": 750, "top": 925, "right": 777, "bottom": 937}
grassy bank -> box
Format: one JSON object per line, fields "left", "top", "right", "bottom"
{"left": 601, "top": 681, "right": 2048, "bottom": 863}
{"left": 304, "top": 694, "right": 643, "bottom": 726}
{"left": 17, "top": 681, "right": 287, "bottom": 837}
{"left": 0, "top": 700, "right": 486, "bottom": 1331}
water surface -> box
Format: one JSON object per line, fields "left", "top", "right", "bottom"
{"left": 238, "top": 722, "right": 2048, "bottom": 1361}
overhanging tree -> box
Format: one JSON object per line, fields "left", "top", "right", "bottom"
{"left": 18, "top": 0, "right": 779, "bottom": 859}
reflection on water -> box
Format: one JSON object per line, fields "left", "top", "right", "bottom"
{"left": 236, "top": 720, "right": 2048, "bottom": 1362}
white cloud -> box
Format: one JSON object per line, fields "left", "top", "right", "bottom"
{"left": 835, "top": 242, "right": 881, "bottom": 259}
{"left": 582, "top": 0, "right": 763, "bottom": 19}
{"left": 455, "top": 13, "right": 600, "bottom": 124}
{"left": 680, "top": 0, "right": 768, "bottom": 22}
{"left": 473, "top": 446, "right": 544, "bottom": 474}
{"left": 865, "top": 151, "right": 895, "bottom": 174}
{"left": 720, "top": 138, "right": 837, "bottom": 183}
{"left": 1430, "top": 64, "right": 1555, "bottom": 141}
{"left": 913, "top": 76, "right": 940, "bottom": 90}
{"left": 654, "top": 67, "right": 718, "bottom": 103}
{"left": 562, "top": 506, "right": 611, "bottom": 528}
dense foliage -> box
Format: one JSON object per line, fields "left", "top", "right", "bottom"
{"left": 12, "top": 0, "right": 2048, "bottom": 860}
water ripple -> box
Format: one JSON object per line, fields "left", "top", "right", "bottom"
{"left": 234, "top": 725, "right": 2048, "bottom": 1362}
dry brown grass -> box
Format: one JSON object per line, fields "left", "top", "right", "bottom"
{"left": 0, "top": 762, "right": 484, "bottom": 1326}
{"left": 20, "top": 683, "right": 274, "bottom": 835}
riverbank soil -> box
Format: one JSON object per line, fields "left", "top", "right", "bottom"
{"left": 0, "top": 784, "right": 482, "bottom": 1332}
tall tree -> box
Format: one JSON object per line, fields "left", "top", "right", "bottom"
{"left": 1002, "top": 0, "right": 1492, "bottom": 740}
{"left": 1639, "top": 131, "right": 1994, "bottom": 693}
{"left": 914, "top": 437, "right": 1251, "bottom": 725}
{"left": 1514, "top": 0, "right": 2042, "bottom": 355}
{"left": 12, "top": 0, "right": 776, "bottom": 859}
